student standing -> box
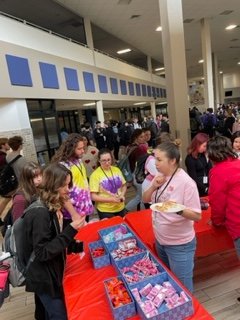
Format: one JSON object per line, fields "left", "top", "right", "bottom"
{"left": 143, "top": 142, "right": 201, "bottom": 292}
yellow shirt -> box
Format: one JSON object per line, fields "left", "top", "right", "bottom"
{"left": 89, "top": 165, "right": 126, "bottom": 213}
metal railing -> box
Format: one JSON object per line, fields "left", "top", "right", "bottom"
{"left": 0, "top": 11, "right": 151, "bottom": 73}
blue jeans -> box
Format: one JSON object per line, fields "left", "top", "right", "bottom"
{"left": 155, "top": 237, "right": 196, "bottom": 293}
{"left": 37, "top": 293, "right": 67, "bottom": 320}
{"left": 234, "top": 238, "right": 240, "bottom": 259}
{"left": 125, "top": 175, "right": 142, "bottom": 211}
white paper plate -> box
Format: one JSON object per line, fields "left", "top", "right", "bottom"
{"left": 150, "top": 202, "right": 186, "bottom": 213}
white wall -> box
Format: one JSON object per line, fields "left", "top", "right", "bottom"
{"left": 0, "top": 99, "right": 30, "bottom": 130}
{"left": 0, "top": 15, "right": 165, "bottom": 102}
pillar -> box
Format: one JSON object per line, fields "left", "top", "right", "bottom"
{"left": 158, "top": 0, "right": 190, "bottom": 160}
{"left": 0, "top": 99, "right": 37, "bottom": 161}
{"left": 150, "top": 101, "right": 156, "bottom": 119}
{"left": 96, "top": 100, "right": 104, "bottom": 123}
{"left": 147, "top": 56, "right": 152, "bottom": 73}
{"left": 83, "top": 18, "right": 94, "bottom": 50}
{"left": 201, "top": 18, "right": 214, "bottom": 110}
{"left": 212, "top": 53, "right": 220, "bottom": 107}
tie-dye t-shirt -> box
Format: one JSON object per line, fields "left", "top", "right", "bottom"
{"left": 89, "top": 165, "right": 126, "bottom": 213}
{"left": 61, "top": 160, "right": 93, "bottom": 219}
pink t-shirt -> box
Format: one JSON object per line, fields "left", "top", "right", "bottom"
{"left": 151, "top": 168, "right": 201, "bottom": 245}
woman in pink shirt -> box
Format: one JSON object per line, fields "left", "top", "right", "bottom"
{"left": 143, "top": 142, "right": 201, "bottom": 292}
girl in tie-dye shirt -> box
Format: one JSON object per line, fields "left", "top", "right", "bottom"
{"left": 89, "top": 148, "right": 127, "bottom": 220}
{"left": 52, "top": 133, "right": 93, "bottom": 221}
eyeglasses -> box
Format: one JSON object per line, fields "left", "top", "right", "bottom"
{"left": 100, "top": 159, "right": 111, "bottom": 163}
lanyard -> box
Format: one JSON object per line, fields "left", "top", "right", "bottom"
{"left": 74, "top": 161, "right": 84, "bottom": 177}
{"left": 100, "top": 166, "right": 118, "bottom": 194}
{"left": 154, "top": 167, "right": 178, "bottom": 203}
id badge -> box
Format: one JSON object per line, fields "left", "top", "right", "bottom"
{"left": 203, "top": 176, "right": 208, "bottom": 184}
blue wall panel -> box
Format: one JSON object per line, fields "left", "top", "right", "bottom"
{"left": 98, "top": 75, "right": 108, "bottom": 93}
{"left": 64, "top": 67, "right": 79, "bottom": 91}
{"left": 6, "top": 54, "right": 33, "bottom": 87}
{"left": 135, "top": 83, "right": 141, "bottom": 96}
{"left": 120, "top": 80, "right": 127, "bottom": 95}
{"left": 110, "top": 78, "right": 118, "bottom": 94}
{"left": 142, "top": 84, "right": 147, "bottom": 97}
{"left": 39, "top": 62, "right": 59, "bottom": 89}
{"left": 128, "top": 82, "right": 134, "bottom": 96}
{"left": 83, "top": 71, "right": 96, "bottom": 92}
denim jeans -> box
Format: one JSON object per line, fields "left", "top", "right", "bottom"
{"left": 37, "top": 293, "right": 67, "bottom": 320}
{"left": 234, "top": 238, "right": 240, "bottom": 259}
{"left": 125, "top": 175, "right": 142, "bottom": 212}
{"left": 155, "top": 237, "right": 196, "bottom": 293}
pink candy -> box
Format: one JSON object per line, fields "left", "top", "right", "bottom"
{"left": 152, "top": 292, "right": 165, "bottom": 308}
{"left": 139, "top": 283, "right": 153, "bottom": 297}
{"left": 121, "top": 255, "right": 160, "bottom": 283}
{"left": 132, "top": 282, "right": 190, "bottom": 317}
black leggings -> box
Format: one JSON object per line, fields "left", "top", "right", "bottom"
{"left": 97, "top": 208, "right": 126, "bottom": 220}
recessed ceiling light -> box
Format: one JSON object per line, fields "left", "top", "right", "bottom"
{"left": 155, "top": 67, "right": 165, "bottom": 71}
{"left": 155, "top": 26, "right": 162, "bottom": 32}
{"left": 133, "top": 102, "right": 146, "bottom": 105}
{"left": 117, "top": 48, "right": 131, "bottom": 54}
{"left": 201, "top": 77, "right": 205, "bottom": 80}
{"left": 238, "top": 62, "right": 240, "bottom": 65}
{"left": 198, "top": 59, "right": 204, "bottom": 63}
{"left": 225, "top": 24, "right": 237, "bottom": 30}
{"left": 83, "top": 102, "right": 96, "bottom": 106}
{"left": 219, "top": 71, "right": 223, "bottom": 74}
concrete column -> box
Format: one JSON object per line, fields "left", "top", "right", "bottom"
{"left": 158, "top": 0, "right": 190, "bottom": 160}
{"left": 150, "top": 101, "right": 156, "bottom": 119}
{"left": 212, "top": 53, "right": 220, "bottom": 106}
{"left": 83, "top": 17, "right": 94, "bottom": 50}
{"left": 0, "top": 98, "right": 37, "bottom": 161}
{"left": 219, "top": 73, "right": 224, "bottom": 104}
{"left": 147, "top": 56, "right": 152, "bottom": 73}
{"left": 201, "top": 18, "right": 214, "bottom": 110}
{"left": 96, "top": 100, "right": 104, "bottom": 123}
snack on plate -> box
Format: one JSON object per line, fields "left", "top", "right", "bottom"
{"left": 155, "top": 200, "right": 177, "bottom": 212}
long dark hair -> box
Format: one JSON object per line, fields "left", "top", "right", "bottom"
{"left": 51, "top": 133, "right": 84, "bottom": 162}
{"left": 17, "top": 161, "right": 42, "bottom": 203}
{"left": 40, "top": 163, "right": 72, "bottom": 211}
{"left": 207, "top": 136, "right": 237, "bottom": 163}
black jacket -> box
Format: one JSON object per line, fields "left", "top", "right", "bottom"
{"left": 22, "top": 201, "right": 77, "bottom": 297}
{"left": 185, "top": 153, "right": 212, "bottom": 196}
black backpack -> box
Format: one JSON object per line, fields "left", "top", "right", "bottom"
{"left": 0, "top": 155, "right": 21, "bottom": 196}
{"left": 2, "top": 200, "right": 44, "bottom": 287}
{"left": 134, "top": 153, "right": 150, "bottom": 184}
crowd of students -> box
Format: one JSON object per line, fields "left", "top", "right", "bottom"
{"left": 1, "top": 109, "right": 240, "bottom": 318}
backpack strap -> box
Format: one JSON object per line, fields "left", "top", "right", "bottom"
{"left": 8, "top": 155, "right": 22, "bottom": 166}
{"left": 126, "top": 146, "right": 137, "bottom": 158}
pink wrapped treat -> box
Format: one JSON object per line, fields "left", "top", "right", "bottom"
{"left": 139, "top": 283, "right": 153, "bottom": 297}
{"left": 146, "top": 309, "right": 159, "bottom": 318}
{"left": 146, "top": 284, "right": 162, "bottom": 300}
{"left": 153, "top": 292, "right": 165, "bottom": 308}
{"left": 141, "top": 300, "right": 156, "bottom": 314}
{"left": 180, "top": 291, "right": 189, "bottom": 302}
{"left": 131, "top": 288, "right": 141, "bottom": 303}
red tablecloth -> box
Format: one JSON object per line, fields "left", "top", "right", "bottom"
{"left": 64, "top": 216, "right": 213, "bottom": 320}
{"left": 124, "top": 206, "right": 234, "bottom": 257}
